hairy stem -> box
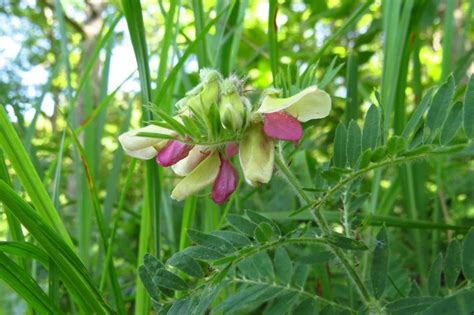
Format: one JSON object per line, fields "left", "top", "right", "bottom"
{"left": 274, "top": 152, "right": 372, "bottom": 304}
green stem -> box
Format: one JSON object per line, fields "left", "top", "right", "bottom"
{"left": 274, "top": 152, "right": 372, "bottom": 305}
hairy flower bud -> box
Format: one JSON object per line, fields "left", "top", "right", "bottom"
{"left": 219, "top": 79, "right": 246, "bottom": 131}
{"left": 187, "top": 69, "right": 221, "bottom": 117}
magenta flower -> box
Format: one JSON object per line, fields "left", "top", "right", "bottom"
{"left": 156, "top": 140, "right": 193, "bottom": 167}
{"left": 263, "top": 111, "right": 303, "bottom": 143}
{"left": 225, "top": 143, "right": 239, "bottom": 157}
{"left": 257, "top": 86, "right": 331, "bottom": 143}
{"left": 211, "top": 156, "right": 238, "bottom": 204}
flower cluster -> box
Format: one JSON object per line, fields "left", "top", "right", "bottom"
{"left": 119, "top": 69, "right": 331, "bottom": 204}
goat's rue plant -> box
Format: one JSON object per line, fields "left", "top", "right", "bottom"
{"left": 2, "top": 2, "right": 474, "bottom": 314}
{"left": 119, "top": 69, "right": 331, "bottom": 204}
{"left": 120, "top": 68, "right": 474, "bottom": 314}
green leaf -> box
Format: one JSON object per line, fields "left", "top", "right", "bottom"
{"left": 263, "top": 292, "right": 299, "bottom": 315}
{"left": 238, "top": 252, "right": 274, "bottom": 280}
{"left": 212, "top": 231, "right": 251, "bottom": 248}
{"left": 144, "top": 253, "right": 165, "bottom": 275}
{"left": 399, "top": 144, "right": 432, "bottom": 157}
{"left": 424, "top": 75, "right": 455, "bottom": 143}
{"left": 167, "top": 252, "right": 203, "bottom": 278}
{"left": 386, "top": 297, "right": 442, "bottom": 315}
{"left": 246, "top": 210, "right": 281, "bottom": 236}
{"left": 296, "top": 251, "right": 335, "bottom": 265}
{"left": 362, "top": 105, "right": 380, "bottom": 151}
{"left": 346, "top": 120, "right": 362, "bottom": 168}
{"left": 226, "top": 214, "right": 258, "bottom": 236}
{"left": 0, "top": 252, "right": 61, "bottom": 314}
{"left": 274, "top": 247, "right": 293, "bottom": 285}
{"left": 370, "top": 146, "right": 387, "bottom": 162}
{"left": 386, "top": 136, "right": 406, "bottom": 155}
{"left": 138, "top": 265, "right": 159, "bottom": 301}
{"left": 293, "top": 298, "right": 316, "bottom": 315}
{"left": 463, "top": 75, "right": 474, "bottom": 139}
{"left": 420, "top": 289, "right": 474, "bottom": 315}
{"left": 192, "top": 284, "right": 223, "bottom": 315}
{"left": 326, "top": 234, "right": 368, "bottom": 250}
{"left": 143, "top": 254, "right": 176, "bottom": 300}
{"left": 215, "top": 284, "right": 281, "bottom": 314}
{"left": 183, "top": 246, "right": 224, "bottom": 261}
{"left": 333, "top": 122, "right": 347, "bottom": 168}
{"left": 358, "top": 149, "right": 372, "bottom": 169}
{"left": 402, "top": 88, "right": 434, "bottom": 138}
{"left": 291, "top": 264, "right": 310, "bottom": 288}
{"left": 347, "top": 193, "right": 369, "bottom": 213}
{"left": 371, "top": 226, "right": 389, "bottom": 298}
{"left": 187, "top": 229, "right": 236, "bottom": 254}
{"left": 462, "top": 228, "right": 474, "bottom": 281}
{"left": 440, "top": 102, "right": 463, "bottom": 145}
{"left": 427, "top": 253, "right": 443, "bottom": 296}
{"left": 168, "top": 298, "right": 197, "bottom": 315}
{"left": 444, "top": 239, "right": 462, "bottom": 289}
{"left": 255, "top": 222, "right": 274, "bottom": 242}
{"left": 153, "top": 269, "right": 188, "bottom": 291}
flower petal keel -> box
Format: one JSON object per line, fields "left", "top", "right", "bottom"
{"left": 211, "top": 157, "right": 238, "bottom": 204}
{"left": 156, "top": 140, "right": 193, "bottom": 167}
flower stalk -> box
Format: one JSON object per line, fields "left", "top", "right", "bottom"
{"left": 274, "top": 151, "right": 373, "bottom": 305}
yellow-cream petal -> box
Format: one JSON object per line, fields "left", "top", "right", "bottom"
{"left": 258, "top": 86, "right": 331, "bottom": 122}
{"left": 171, "top": 146, "right": 210, "bottom": 176}
{"left": 170, "top": 150, "right": 220, "bottom": 201}
{"left": 239, "top": 123, "right": 274, "bottom": 186}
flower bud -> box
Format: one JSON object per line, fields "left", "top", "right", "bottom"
{"left": 187, "top": 69, "right": 221, "bottom": 117}
{"left": 219, "top": 79, "right": 247, "bottom": 131}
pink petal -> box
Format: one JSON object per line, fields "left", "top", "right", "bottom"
{"left": 156, "top": 140, "right": 193, "bottom": 167}
{"left": 211, "top": 156, "right": 238, "bottom": 204}
{"left": 263, "top": 111, "right": 303, "bottom": 143}
{"left": 225, "top": 143, "right": 239, "bottom": 157}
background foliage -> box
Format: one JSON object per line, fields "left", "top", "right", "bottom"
{"left": 0, "top": 0, "right": 473, "bottom": 314}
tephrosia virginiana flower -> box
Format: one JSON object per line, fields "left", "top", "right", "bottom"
{"left": 258, "top": 86, "right": 331, "bottom": 142}
{"left": 118, "top": 69, "right": 331, "bottom": 204}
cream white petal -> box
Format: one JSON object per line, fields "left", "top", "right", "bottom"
{"left": 171, "top": 150, "right": 220, "bottom": 201}
{"left": 118, "top": 125, "right": 174, "bottom": 160}
{"left": 171, "top": 146, "right": 210, "bottom": 176}
{"left": 239, "top": 123, "right": 274, "bottom": 186}
{"left": 257, "top": 86, "right": 331, "bottom": 122}
{"left": 122, "top": 146, "right": 157, "bottom": 160}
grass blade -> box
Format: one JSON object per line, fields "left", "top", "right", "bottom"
{"left": 0, "top": 252, "right": 61, "bottom": 314}
{"left": 0, "top": 107, "right": 73, "bottom": 248}
{"left": 0, "top": 180, "right": 112, "bottom": 313}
